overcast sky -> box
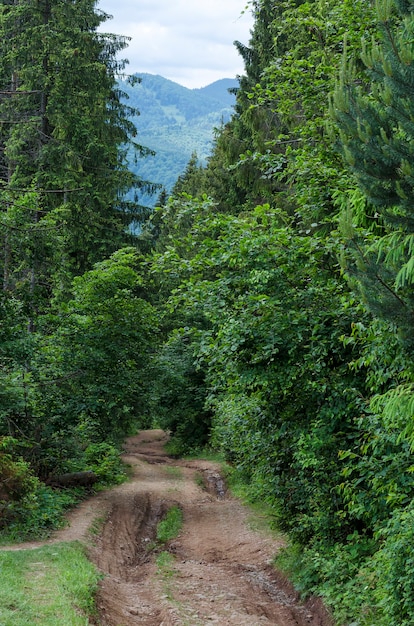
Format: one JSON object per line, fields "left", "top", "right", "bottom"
{"left": 97, "top": 0, "right": 254, "bottom": 89}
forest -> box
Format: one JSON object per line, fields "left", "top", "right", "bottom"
{"left": 1, "top": 0, "right": 414, "bottom": 624}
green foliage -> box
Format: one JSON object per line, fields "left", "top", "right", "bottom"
{"left": 171, "top": 152, "right": 205, "bottom": 198}
{"left": 142, "top": 1, "right": 414, "bottom": 621}
{"left": 149, "top": 198, "right": 366, "bottom": 543}
{"left": 0, "top": 0, "right": 154, "bottom": 303}
{"left": 2, "top": 486, "right": 78, "bottom": 543}
{"left": 0, "top": 449, "right": 39, "bottom": 529}
{"left": 332, "top": 0, "right": 414, "bottom": 352}
{"left": 277, "top": 507, "right": 414, "bottom": 626}
{"left": 84, "top": 443, "right": 126, "bottom": 485}
{"left": 372, "top": 503, "right": 414, "bottom": 625}
{"left": 0, "top": 247, "right": 157, "bottom": 496}
{"left": 0, "top": 446, "right": 78, "bottom": 541}
{"left": 38, "top": 247, "right": 157, "bottom": 447}
{"left": 150, "top": 330, "right": 211, "bottom": 456}
{"left": 3, "top": 0, "right": 414, "bottom": 622}
{"left": 0, "top": 0, "right": 159, "bottom": 541}
{"left": 276, "top": 537, "right": 381, "bottom": 625}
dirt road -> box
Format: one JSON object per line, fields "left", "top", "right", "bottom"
{"left": 90, "top": 430, "right": 334, "bottom": 626}
{"left": 4, "top": 429, "right": 335, "bottom": 625}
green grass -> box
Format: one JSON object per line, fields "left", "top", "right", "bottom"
{"left": 88, "top": 513, "right": 108, "bottom": 539}
{"left": 224, "top": 466, "right": 284, "bottom": 536}
{"left": 0, "top": 542, "right": 101, "bottom": 625}
{"left": 156, "top": 550, "right": 175, "bottom": 578}
{"left": 194, "top": 471, "right": 205, "bottom": 490}
{"left": 156, "top": 505, "right": 183, "bottom": 544}
{"left": 183, "top": 448, "right": 226, "bottom": 463}
{"left": 163, "top": 465, "right": 182, "bottom": 479}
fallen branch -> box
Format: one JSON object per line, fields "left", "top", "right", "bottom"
{"left": 46, "top": 470, "right": 98, "bottom": 488}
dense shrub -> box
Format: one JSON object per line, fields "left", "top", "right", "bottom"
{"left": 0, "top": 442, "right": 77, "bottom": 539}
{"left": 0, "top": 446, "right": 39, "bottom": 529}
{"left": 84, "top": 442, "right": 126, "bottom": 485}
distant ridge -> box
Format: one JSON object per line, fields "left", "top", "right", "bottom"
{"left": 194, "top": 78, "right": 238, "bottom": 107}
{"left": 121, "top": 73, "right": 238, "bottom": 204}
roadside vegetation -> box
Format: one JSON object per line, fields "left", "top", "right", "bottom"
{"left": 154, "top": 504, "right": 184, "bottom": 601}
{"left": 0, "top": 543, "right": 101, "bottom": 626}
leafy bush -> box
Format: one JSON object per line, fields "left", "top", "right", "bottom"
{"left": 0, "top": 446, "right": 39, "bottom": 530}
{"left": 4, "top": 485, "right": 78, "bottom": 541}
{"left": 0, "top": 438, "right": 81, "bottom": 540}
{"left": 84, "top": 442, "right": 126, "bottom": 485}
{"left": 275, "top": 536, "right": 381, "bottom": 626}
{"left": 151, "top": 331, "right": 212, "bottom": 455}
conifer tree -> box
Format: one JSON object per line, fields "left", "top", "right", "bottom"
{"left": 202, "top": 0, "right": 282, "bottom": 212}
{"left": 171, "top": 152, "right": 204, "bottom": 198}
{"left": 0, "top": 0, "right": 150, "bottom": 300}
{"left": 332, "top": 0, "right": 414, "bottom": 349}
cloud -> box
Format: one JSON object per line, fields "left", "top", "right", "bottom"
{"left": 97, "top": 0, "right": 253, "bottom": 88}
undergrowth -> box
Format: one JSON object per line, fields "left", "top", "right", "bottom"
{"left": 0, "top": 486, "right": 80, "bottom": 544}
{"left": 0, "top": 443, "right": 128, "bottom": 544}
{"left": 227, "top": 464, "right": 414, "bottom": 626}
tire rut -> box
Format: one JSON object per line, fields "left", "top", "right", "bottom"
{"left": 91, "top": 492, "right": 170, "bottom": 580}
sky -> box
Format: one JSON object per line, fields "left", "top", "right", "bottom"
{"left": 97, "top": 0, "right": 254, "bottom": 89}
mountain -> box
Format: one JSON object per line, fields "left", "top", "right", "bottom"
{"left": 120, "top": 73, "right": 238, "bottom": 205}
{"left": 194, "top": 78, "right": 237, "bottom": 106}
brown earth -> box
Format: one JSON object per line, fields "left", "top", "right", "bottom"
{"left": 2, "top": 429, "right": 335, "bottom": 626}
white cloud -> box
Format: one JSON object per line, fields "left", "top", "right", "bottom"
{"left": 97, "top": 0, "right": 253, "bottom": 88}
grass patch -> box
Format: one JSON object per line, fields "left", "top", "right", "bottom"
{"left": 156, "top": 550, "right": 175, "bottom": 578}
{"left": 0, "top": 542, "right": 101, "bottom": 625}
{"left": 183, "top": 448, "right": 226, "bottom": 463}
{"left": 163, "top": 465, "right": 182, "bottom": 479}
{"left": 156, "top": 505, "right": 183, "bottom": 544}
{"left": 194, "top": 471, "right": 205, "bottom": 490}
{"left": 224, "top": 466, "right": 284, "bottom": 536}
{"left": 154, "top": 512, "right": 183, "bottom": 609}
{"left": 88, "top": 513, "right": 108, "bottom": 539}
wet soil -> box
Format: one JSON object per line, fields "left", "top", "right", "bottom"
{"left": 2, "top": 430, "right": 335, "bottom": 626}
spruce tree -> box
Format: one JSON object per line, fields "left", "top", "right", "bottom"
{"left": 170, "top": 152, "right": 204, "bottom": 198}
{"left": 332, "top": 0, "right": 414, "bottom": 349}
{"left": 0, "top": 0, "right": 150, "bottom": 300}
{"left": 202, "top": 0, "right": 282, "bottom": 212}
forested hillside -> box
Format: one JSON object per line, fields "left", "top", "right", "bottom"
{"left": 2, "top": 0, "right": 414, "bottom": 624}
{"left": 120, "top": 74, "right": 237, "bottom": 203}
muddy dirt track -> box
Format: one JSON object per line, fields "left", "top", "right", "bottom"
{"left": 4, "top": 430, "right": 335, "bottom": 625}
